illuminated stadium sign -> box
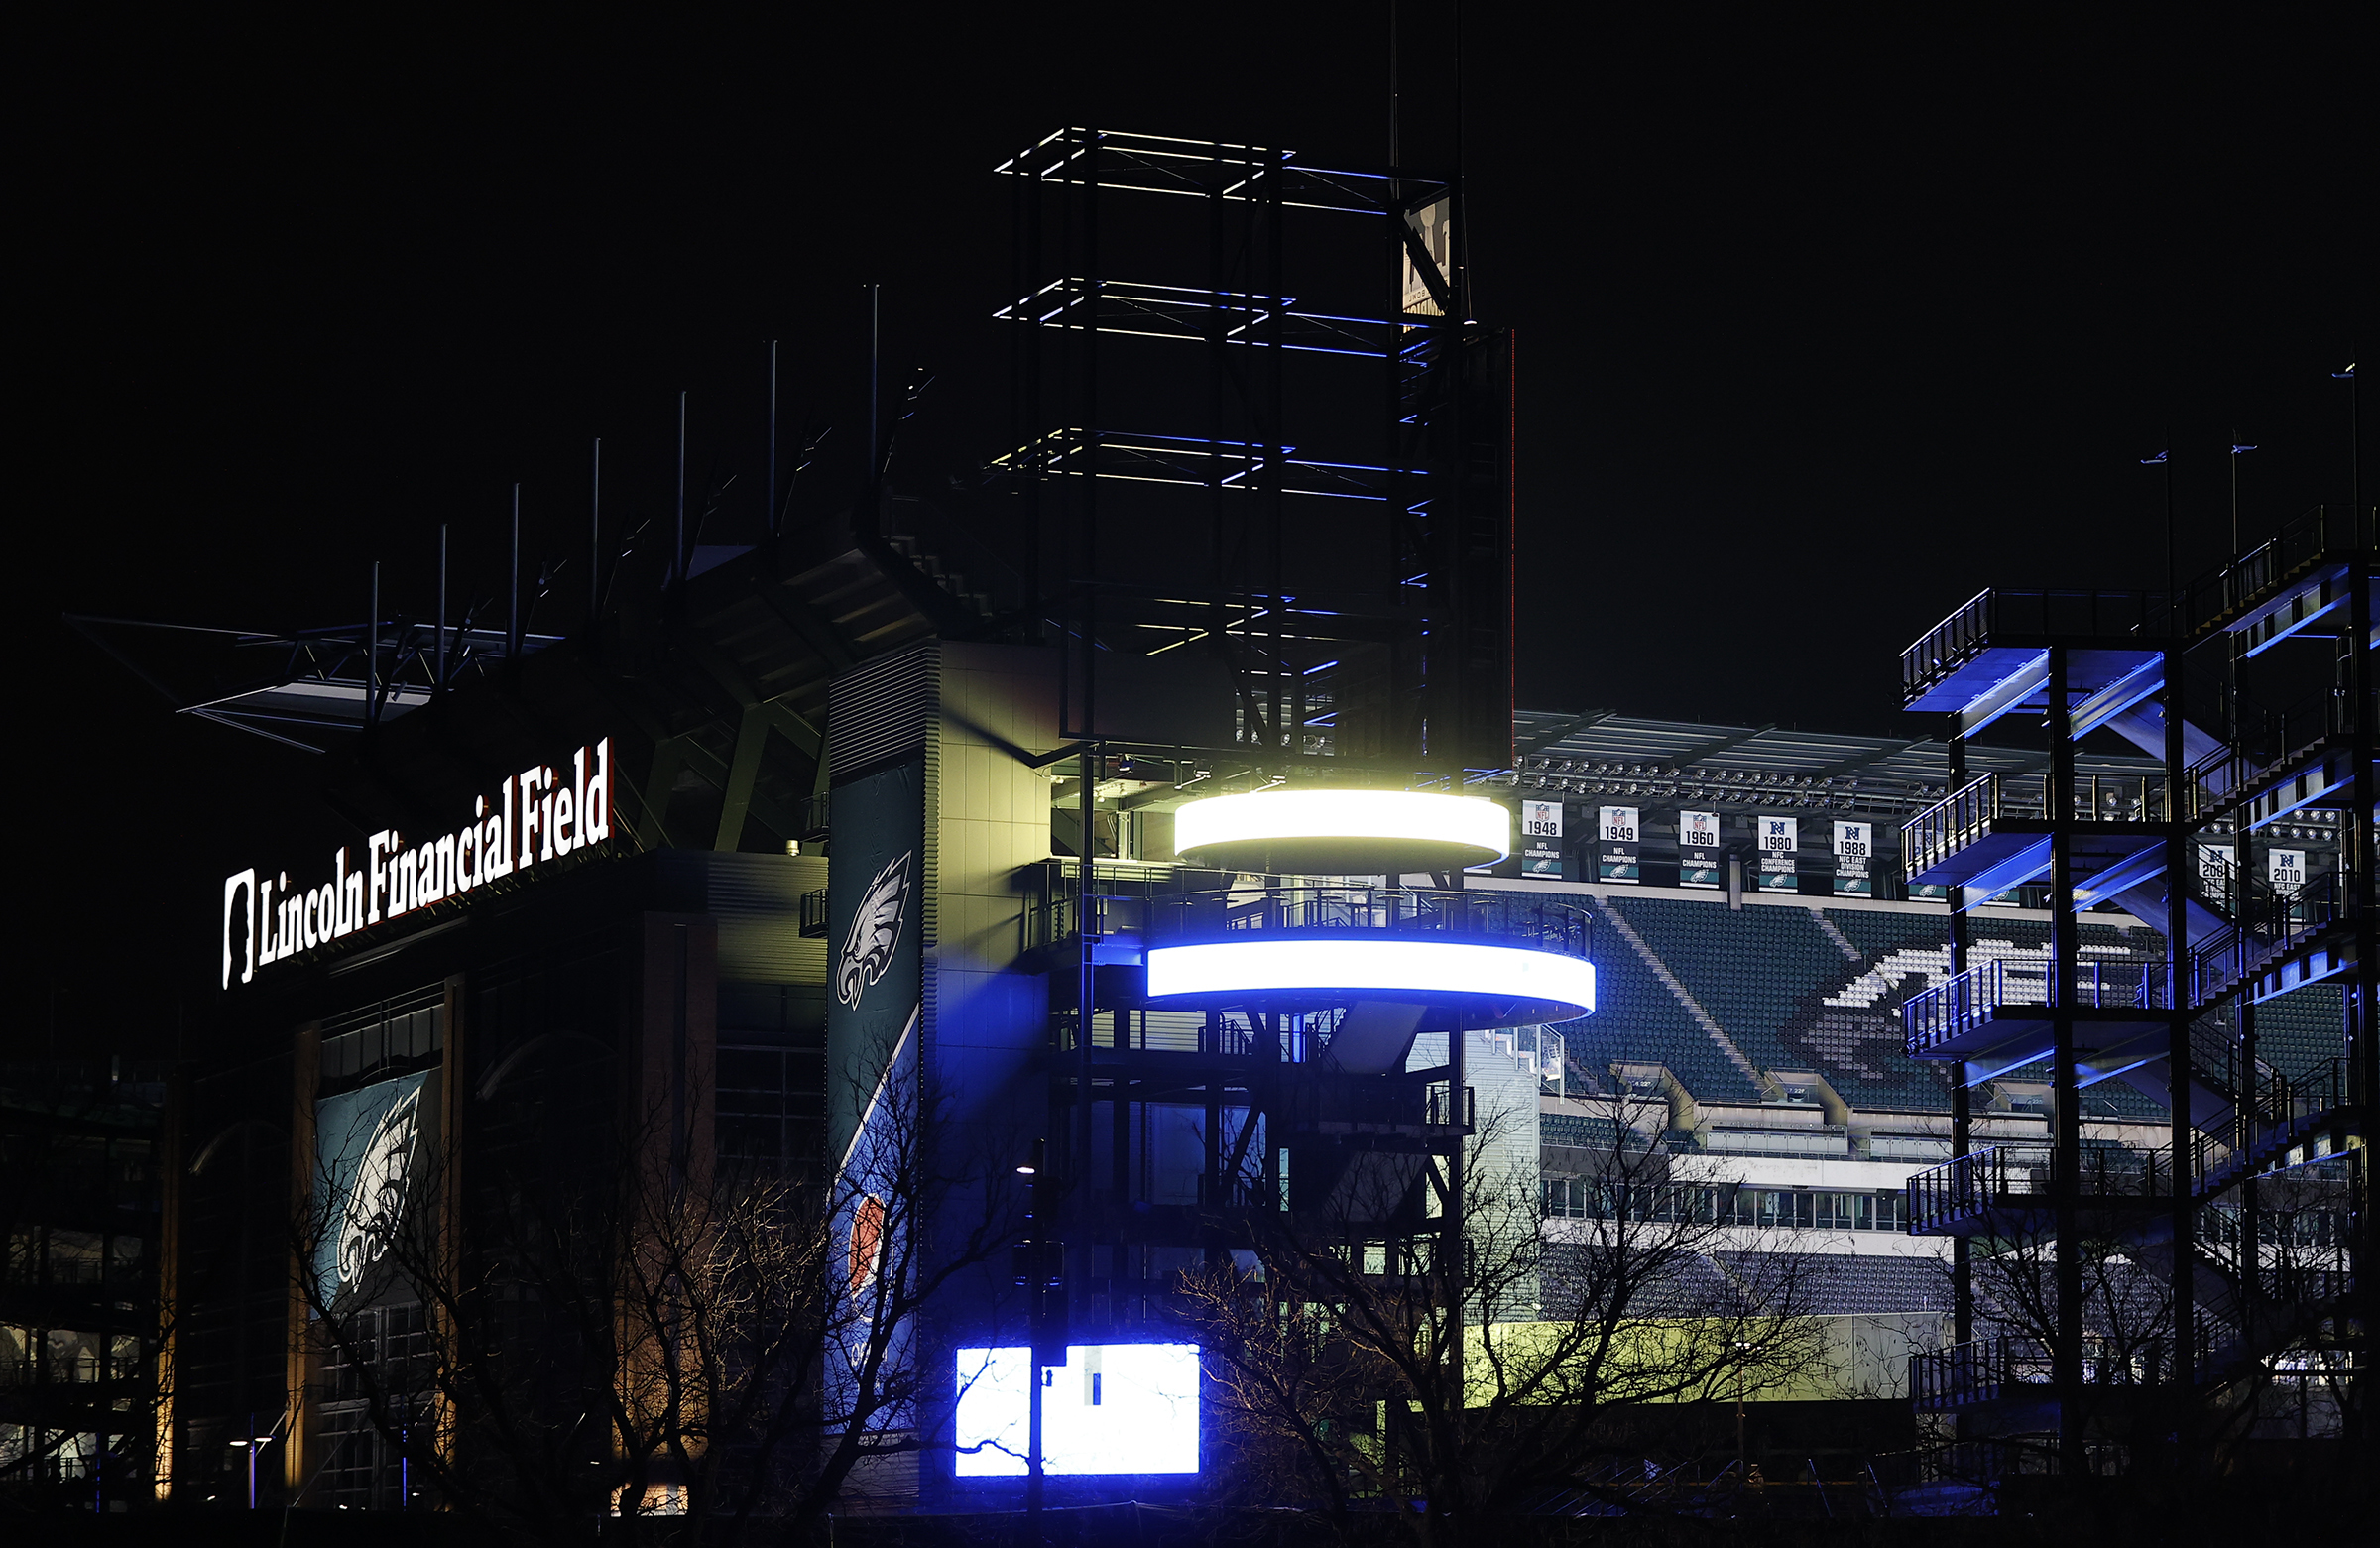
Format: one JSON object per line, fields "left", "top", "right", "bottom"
{"left": 955, "top": 1344, "right": 1200, "bottom": 1475}
{"left": 221, "top": 737, "right": 613, "bottom": 988}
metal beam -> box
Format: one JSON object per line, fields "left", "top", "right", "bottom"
{"left": 713, "top": 704, "right": 769, "bottom": 852}
{"left": 1515, "top": 709, "right": 1613, "bottom": 757}
{"left": 1803, "top": 736, "right": 1930, "bottom": 780}
{"left": 635, "top": 736, "right": 686, "bottom": 849}
{"left": 746, "top": 574, "right": 858, "bottom": 674}
{"left": 2068, "top": 655, "right": 2167, "bottom": 741}
{"left": 1668, "top": 722, "right": 1778, "bottom": 768}
{"left": 1958, "top": 652, "right": 2050, "bottom": 737}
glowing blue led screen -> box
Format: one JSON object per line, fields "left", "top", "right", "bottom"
{"left": 953, "top": 1344, "right": 1200, "bottom": 1476}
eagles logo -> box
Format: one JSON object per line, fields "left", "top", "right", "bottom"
{"left": 336, "top": 1084, "right": 421, "bottom": 1290}
{"left": 837, "top": 851, "right": 913, "bottom": 1010}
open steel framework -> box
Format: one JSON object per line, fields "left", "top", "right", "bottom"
{"left": 1896, "top": 506, "right": 2377, "bottom": 1468}
{"left": 996, "top": 126, "right": 1512, "bottom": 777}
{"left": 988, "top": 126, "right": 1541, "bottom": 1446}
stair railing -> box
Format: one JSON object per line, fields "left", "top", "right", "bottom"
{"left": 1900, "top": 774, "right": 1999, "bottom": 879}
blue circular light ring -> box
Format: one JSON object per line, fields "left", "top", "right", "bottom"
{"left": 1144, "top": 934, "right": 1595, "bottom": 1024}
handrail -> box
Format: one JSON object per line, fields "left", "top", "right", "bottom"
{"left": 1900, "top": 771, "right": 2178, "bottom": 878}
{"left": 1902, "top": 957, "right": 2175, "bottom": 1055}
{"left": 2184, "top": 870, "right": 2344, "bottom": 1005}
{"left": 1033, "top": 875, "right": 1593, "bottom": 961}
{"left": 2173, "top": 504, "right": 2377, "bottom": 636}
{"left": 1901, "top": 588, "right": 2167, "bottom": 700}
{"left": 1911, "top": 1332, "right": 2208, "bottom": 1407}
{"left": 1907, "top": 1140, "right": 2193, "bottom": 1229}
{"left": 2187, "top": 685, "right": 2363, "bottom": 808}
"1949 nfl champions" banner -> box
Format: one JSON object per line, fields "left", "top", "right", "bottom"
{"left": 1597, "top": 806, "right": 1640, "bottom": 885}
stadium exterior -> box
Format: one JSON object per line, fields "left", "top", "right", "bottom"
{"left": 46, "top": 122, "right": 2369, "bottom": 1517}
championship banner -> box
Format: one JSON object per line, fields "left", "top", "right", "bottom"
{"left": 2199, "top": 843, "right": 2235, "bottom": 910}
{"left": 1832, "top": 821, "right": 1873, "bottom": 897}
{"left": 1754, "top": 816, "right": 1799, "bottom": 893}
{"left": 1597, "top": 806, "right": 1640, "bottom": 886}
{"left": 1520, "top": 799, "right": 1565, "bottom": 878}
{"left": 2268, "top": 847, "right": 2307, "bottom": 893}
{"left": 1678, "top": 810, "right": 1723, "bottom": 890}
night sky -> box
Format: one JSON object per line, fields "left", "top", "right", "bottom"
{"left": 20, "top": 10, "right": 2371, "bottom": 1046}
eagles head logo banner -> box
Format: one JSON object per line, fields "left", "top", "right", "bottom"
{"left": 312, "top": 1068, "right": 440, "bottom": 1312}
{"left": 825, "top": 757, "right": 924, "bottom": 1169}
{"left": 837, "top": 851, "right": 913, "bottom": 1010}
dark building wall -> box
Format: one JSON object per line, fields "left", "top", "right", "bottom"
{"left": 164, "top": 847, "right": 816, "bottom": 1510}
{"left": 1, "top": 1065, "right": 167, "bottom": 1508}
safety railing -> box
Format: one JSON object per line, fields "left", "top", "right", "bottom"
{"left": 1912, "top": 1334, "right": 2204, "bottom": 1409}
{"left": 2199, "top": 1056, "right": 2349, "bottom": 1187}
{"left": 2173, "top": 504, "right": 2376, "bottom": 636}
{"left": 1270, "top": 1071, "right": 1475, "bottom": 1133}
{"left": 1900, "top": 772, "right": 2177, "bottom": 878}
{"left": 2184, "top": 870, "right": 2345, "bottom": 1005}
{"left": 1051, "top": 1006, "right": 1265, "bottom": 1057}
{"left": 1033, "top": 867, "right": 1592, "bottom": 962}
{"left": 2187, "top": 685, "right": 2362, "bottom": 808}
{"left": 1901, "top": 588, "right": 2166, "bottom": 701}
{"left": 1423, "top": 1080, "right": 1476, "bottom": 1130}
{"left": 1901, "top": 957, "right": 2174, "bottom": 1056}
{"left": 1906, "top": 1141, "right": 2189, "bottom": 1230}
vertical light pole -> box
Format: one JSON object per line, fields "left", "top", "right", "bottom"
{"left": 233, "top": 1412, "right": 275, "bottom": 1509}
{"left": 1015, "top": 1139, "right": 1051, "bottom": 1543}
{"left": 1733, "top": 1343, "right": 1751, "bottom": 1480}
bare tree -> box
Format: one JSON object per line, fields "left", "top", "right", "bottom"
{"left": 1175, "top": 1090, "right": 1826, "bottom": 1545}
{"left": 1938, "top": 1153, "right": 2360, "bottom": 1473}
{"left": 292, "top": 1045, "right": 1017, "bottom": 1544}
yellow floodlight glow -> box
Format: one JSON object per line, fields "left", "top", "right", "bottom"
{"left": 1173, "top": 788, "right": 1509, "bottom": 875}
{"left": 1146, "top": 938, "right": 1595, "bottom": 1022}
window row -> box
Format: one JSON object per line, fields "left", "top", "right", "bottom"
{"left": 1541, "top": 1179, "right": 1910, "bottom": 1232}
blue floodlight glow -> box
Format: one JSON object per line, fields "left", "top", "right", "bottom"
{"left": 954, "top": 1344, "right": 1201, "bottom": 1476}
{"left": 1145, "top": 937, "right": 1595, "bottom": 1019}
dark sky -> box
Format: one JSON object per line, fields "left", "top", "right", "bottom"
{"left": 18, "top": 9, "right": 2371, "bottom": 1045}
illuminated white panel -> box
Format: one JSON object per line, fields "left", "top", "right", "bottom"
{"left": 1174, "top": 789, "right": 1509, "bottom": 863}
{"left": 1145, "top": 937, "right": 1596, "bottom": 1017}
{"left": 955, "top": 1344, "right": 1201, "bottom": 1476}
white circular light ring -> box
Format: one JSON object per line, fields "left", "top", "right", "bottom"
{"left": 1174, "top": 789, "right": 1510, "bottom": 865}
{"left": 1145, "top": 937, "right": 1595, "bottom": 1022}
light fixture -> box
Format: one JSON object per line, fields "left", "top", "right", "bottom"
{"left": 1172, "top": 788, "right": 1508, "bottom": 875}
{"left": 1145, "top": 937, "right": 1595, "bottom": 1023}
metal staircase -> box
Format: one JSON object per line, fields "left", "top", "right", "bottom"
{"left": 1887, "top": 510, "right": 2378, "bottom": 1464}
